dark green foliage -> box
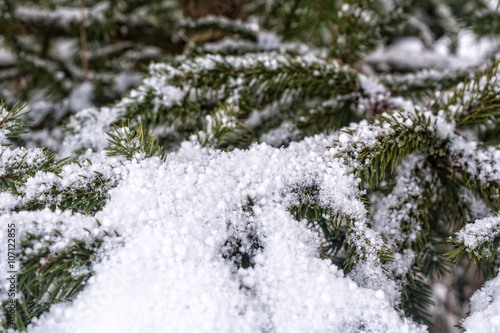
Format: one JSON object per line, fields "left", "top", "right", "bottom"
{"left": 23, "top": 168, "right": 115, "bottom": 215}
{"left": 290, "top": 186, "right": 346, "bottom": 260}
{"left": 117, "top": 53, "right": 360, "bottom": 149}
{"left": 402, "top": 272, "right": 435, "bottom": 325}
{"left": 222, "top": 196, "right": 262, "bottom": 270}
{"left": 181, "top": 16, "right": 258, "bottom": 42}
{"left": 339, "top": 110, "right": 448, "bottom": 189}
{"left": 380, "top": 67, "right": 473, "bottom": 102}
{"left": 447, "top": 213, "right": 500, "bottom": 265}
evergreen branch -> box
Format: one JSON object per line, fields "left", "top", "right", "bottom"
{"left": 429, "top": 0, "right": 461, "bottom": 53}
{"left": 0, "top": 102, "right": 30, "bottom": 145}
{"left": 433, "top": 60, "right": 500, "bottom": 128}
{"left": 222, "top": 196, "right": 262, "bottom": 271}
{"left": 194, "top": 103, "right": 250, "bottom": 149}
{"left": 290, "top": 186, "right": 346, "bottom": 259}
{"left": 64, "top": 52, "right": 360, "bottom": 153}
{"left": 447, "top": 135, "right": 500, "bottom": 210}
{"left": 401, "top": 271, "right": 435, "bottom": 326}
{"left": 462, "top": 1, "right": 500, "bottom": 38}
{"left": 369, "top": 155, "right": 448, "bottom": 323}
{"left": 336, "top": 109, "right": 447, "bottom": 189}
{"left": 295, "top": 95, "right": 359, "bottom": 136}
{"left": 6, "top": 154, "right": 120, "bottom": 215}
{"left": 448, "top": 214, "right": 500, "bottom": 264}
{"left": 141, "top": 53, "right": 358, "bottom": 127}
{"left": 10, "top": 219, "right": 114, "bottom": 328}
{"left": 298, "top": 0, "right": 413, "bottom": 63}
{"left": 0, "top": 147, "right": 58, "bottom": 193}
{"left": 105, "top": 124, "right": 166, "bottom": 161}
{"left": 2, "top": 4, "right": 184, "bottom": 53}
{"left": 290, "top": 184, "right": 398, "bottom": 303}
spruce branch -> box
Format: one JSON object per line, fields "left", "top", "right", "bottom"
{"left": 433, "top": 60, "right": 500, "bottom": 128}
{"left": 105, "top": 124, "right": 166, "bottom": 161}
{"left": 336, "top": 109, "right": 448, "bottom": 189}
{"left": 108, "top": 53, "right": 359, "bottom": 149}
{"left": 289, "top": 184, "right": 397, "bottom": 303}
{"left": 381, "top": 67, "right": 474, "bottom": 102}
{"left": 7, "top": 219, "right": 116, "bottom": 329}
{"left": 448, "top": 214, "right": 500, "bottom": 264}
{"left": 0, "top": 101, "right": 31, "bottom": 145}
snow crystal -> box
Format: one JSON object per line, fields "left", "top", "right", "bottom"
{"left": 370, "top": 155, "right": 425, "bottom": 280}
{"left": 66, "top": 82, "right": 94, "bottom": 113}
{"left": 0, "top": 192, "right": 20, "bottom": 211}
{"left": 359, "top": 73, "right": 386, "bottom": 95}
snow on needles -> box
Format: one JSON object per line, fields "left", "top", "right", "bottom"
{"left": 10, "top": 137, "right": 425, "bottom": 333}
{"left": 456, "top": 215, "right": 500, "bottom": 257}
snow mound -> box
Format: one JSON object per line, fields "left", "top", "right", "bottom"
{"left": 12, "top": 138, "right": 424, "bottom": 332}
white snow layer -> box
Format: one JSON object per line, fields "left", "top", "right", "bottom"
{"left": 5, "top": 138, "right": 424, "bottom": 333}
{"left": 463, "top": 273, "right": 500, "bottom": 333}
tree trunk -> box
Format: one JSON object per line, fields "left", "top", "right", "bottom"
{"left": 183, "top": 0, "right": 244, "bottom": 19}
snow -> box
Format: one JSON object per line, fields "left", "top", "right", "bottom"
{"left": 59, "top": 106, "right": 121, "bottom": 157}
{"left": 370, "top": 155, "right": 426, "bottom": 280}
{"left": 65, "top": 82, "right": 94, "bottom": 113}
{"left": 367, "top": 37, "right": 469, "bottom": 72}
{"left": 260, "top": 122, "right": 300, "bottom": 146}
{"left": 463, "top": 273, "right": 500, "bottom": 333}
{"left": 1, "top": 137, "right": 425, "bottom": 332}
{"left": 367, "top": 29, "right": 500, "bottom": 73}
{"left": 0, "top": 38, "right": 14, "bottom": 67}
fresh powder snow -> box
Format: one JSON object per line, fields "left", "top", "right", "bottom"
{"left": 2, "top": 137, "right": 424, "bottom": 333}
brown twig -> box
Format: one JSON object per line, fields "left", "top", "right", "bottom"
{"left": 36, "top": 259, "right": 57, "bottom": 273}
{"left": 79, "top": 0, "right": 89, "bottom": 81}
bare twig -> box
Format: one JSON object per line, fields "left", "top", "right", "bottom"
{"left": 79, "top": 0, "right": 89, "bottom": 81}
